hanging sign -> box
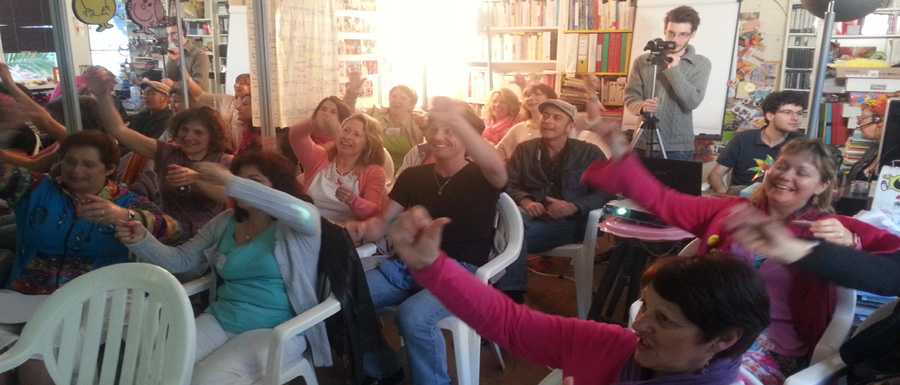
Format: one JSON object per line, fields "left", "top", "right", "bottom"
{"left": 126, "top": 0, "right": 167, "bottom": 35}
{"left": 72, "top": 0, "right": 116, "bottom": 32}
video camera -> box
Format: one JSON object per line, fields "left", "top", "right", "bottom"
{"left": 644, "top": 38, "right": 676, "bottom": 66}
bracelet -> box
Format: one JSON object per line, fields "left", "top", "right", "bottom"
{"left": 127, "top": 209, "right": 137, "bottom": 222}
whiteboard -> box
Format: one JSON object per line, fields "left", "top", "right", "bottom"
{"left": 622, "top": 0, "right": 740, "bottom": 137}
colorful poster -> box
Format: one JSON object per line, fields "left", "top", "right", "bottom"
{"left": 723, "top": 12, "right": 780, "bottom": 135}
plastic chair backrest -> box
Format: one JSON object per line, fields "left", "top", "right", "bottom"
{"left": 0, "top": 263, "right": 195, "bottom": 385}
{"left": 677, "top": 238, "right": 700, "bottom": 256}
{"left": 383, "top": 147, "right": 395, "bottom": 191}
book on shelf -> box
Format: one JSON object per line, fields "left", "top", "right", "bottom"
{"left": 487, "top": 0, "right": 559, "bottom": 28}
{"left": 487, "top": 32, "right": 556, "bottom": 61}
{"left": 467, "top": 70, "right": 557, "bottom": 100}
{"left": 569, "top": 0, "right": 635, "bottom": 31}
{"left": 789, "top": 4, "right": 817, "bottom": 34}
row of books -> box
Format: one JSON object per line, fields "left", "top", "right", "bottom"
{"left": 569, "top": 0, "right": 634, "bottom": 31}
{"left": 598, "top": 76, "right": 627, "bottom": 105}
{"left": 484, "top": 0, "right": 560, "bottom": 28}
{"left": 788, "top": 4, "right": 818, "bottom": 34}
{"left": 813, "top": 102, "right": 849, "bottom": 146}
{"left": 560, "top": 76, "right": 624, "bottom": 108}
{"left": 785, "top": 48, "right": 816, "bottom": 69}
{"left": 476, "top": 32, "right": 557, "bottom": 61}
{"left": 466, "top": 69, "right": 558, "bottom": 100}
{"left": 784, "top": 70, "right": 812, "bottom": 90}
{"left": 844, "top": 135, "right": 878, "bottom": 169}
{"left": 575, "top": 33, "right": 630, "bottom": 73}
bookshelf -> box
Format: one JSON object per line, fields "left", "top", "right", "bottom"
{"left": 779, "top": 1, "right": 820, "bottom": 126}
{"left": 179, "top": 0, "right": 228, "bottom": 93}
{"left": 559, "top": 0, "right": 635, "bottom": 110}
{"left": 466, "top": 0, "right": 561, "bottom": 102}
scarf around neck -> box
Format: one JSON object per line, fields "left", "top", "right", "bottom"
{"left": 615, "top": 354, "right": 740, "bottom": 385}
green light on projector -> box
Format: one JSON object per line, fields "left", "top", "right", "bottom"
{"left": 615, "top": 207, "right": 628, "bottom": 216}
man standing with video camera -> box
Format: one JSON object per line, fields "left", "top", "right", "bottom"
{"left": 624, "top": 6, "right": 711, "bottom": 161}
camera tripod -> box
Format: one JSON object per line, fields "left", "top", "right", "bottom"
{"left": 630, "top": 40, "right": 674, "bottom": 159}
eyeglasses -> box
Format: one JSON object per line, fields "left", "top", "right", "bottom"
{"left": 665, "top": 31, "right": 693, "bottom": 39}
{"left": 167, "top": 32, "right": 180, "bottom": 38}
{"left": 776, "top": 109, "right": 806, "bottom": 118}
{"left": 857, "top": 114, "right": 881, "bottom": 121}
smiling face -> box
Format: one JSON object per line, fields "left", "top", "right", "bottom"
{"left": 388, "top": 88, "right": 415, "bottom": 113}
{"left": 336, "top": 118, "right": 368, "bottom": 158}
{"left": 60, "top": 146, "right": 115, "bottom": 195}
{"left": 233, "top": 78, "right": 250, "bottom": 99}
{"left": 427, "top": 122, "right": 465, "bottom": 161}
{"left": 490, "top": 92, "right": 512, "bottom": 120}
{"left": 176, "top": 121, "right": 211, "bottom": 159}
{"left": 631, "top": 285, "right": 721, "bottom": 376}
{"left": 664, "top": 22, "right": 696, "bottom": 54}
{"left": 523, "top": 89, "right": 549, "bottom": 115}
{"left": 762, "top": 151, "right": 828, "bottom": 215}
{"left": 539, "top": 105, "right": 575, "bottom": 141}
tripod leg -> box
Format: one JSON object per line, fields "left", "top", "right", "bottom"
{"left": 654, "top": 129, "right": 666, "bottom": 159}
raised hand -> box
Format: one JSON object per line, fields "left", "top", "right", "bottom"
{"left": 336, "top": 179, "right": 358, "bottom": 206}
{"left": 722, "top": 203, "right": 815, "bottom": 265}
{"left": 75, "top": 194, "right": 128, "bottom": 226}
{"left": 346, "top": 71, "right": 367, "bottom": 93}
{"left": 808, "top": 218, "right": 857, "bottom": 247}
{"left": 388, "top": 206, "right": 451, "bottom": 270}
{"left": 83, "top": 66, "right": 117, "bottom": 96}
{"left": 194, "top": 161, "right": 232, "bottom": 186}
{"left": 166, "top": 164, "right": 201, "bottom": 187}
{"left": 115, "top": 219, "right": 147, "bottom": 244}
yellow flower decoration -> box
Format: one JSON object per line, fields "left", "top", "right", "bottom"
{"left": 707, "top": 235, "right": 720, "bottom": 247}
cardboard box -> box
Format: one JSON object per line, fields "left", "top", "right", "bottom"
{"left": 836, "top": 67, "right": 900, "bottom": 79}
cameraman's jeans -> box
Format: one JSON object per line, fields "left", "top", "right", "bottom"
{"left": 362, "top": 263, "right": 478, "bottom": 385}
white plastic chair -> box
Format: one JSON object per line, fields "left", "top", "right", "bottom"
{"left": 183, "top": 276, "right": 341, "bottom": 385}
{"left": 541, "top": 208, "right": 605, "bottom": 320}
{"left": 365, "top": 192, "right": 525, "bottom": 385}
{"left": 0, "top": 263, "right": 195, "bottom": 385}
{"left": 382, "top": 147, "right": 395, "bottom": 191}
{"left": 785, "top": 297, "right": 900, "bottom": 385}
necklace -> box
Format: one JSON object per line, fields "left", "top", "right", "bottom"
{"left": 434, "top": 170, "right": 456, "bottom": 196}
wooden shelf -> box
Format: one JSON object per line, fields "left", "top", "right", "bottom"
{"left": 832, "top": 34, "right": 900, "bottom": 39}
{"left": 490, "top": 26, "right": 558, "bottom": 32}
{"left": 563, "top": 29, "right": 633, "bottom": 34}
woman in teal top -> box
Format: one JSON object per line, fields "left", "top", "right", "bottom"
{"left": 117, "top": 151, "right": 330, "bottom": 385}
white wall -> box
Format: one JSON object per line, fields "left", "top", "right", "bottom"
{"left": 63, "top": 2, "right": 93, "bottom": 70}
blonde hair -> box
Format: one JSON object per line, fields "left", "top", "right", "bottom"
{"left": 484, "top": 88, "right": 520, "bottom": 121}
{"left": 325, "top": 113, "right": 385, "bottom": 173}
{"left": 750, "top": 138, "right": 837, "bottom": 215}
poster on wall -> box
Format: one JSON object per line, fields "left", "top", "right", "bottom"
{"left": 722, "top": 12, "right": 780, "bottom": 141}
{"left": 335, "top": 0, "right": 379, "bottom": 109}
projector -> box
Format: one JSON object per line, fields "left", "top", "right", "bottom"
{"left": 604, "top": 199, "right": 670, "bottom": 228}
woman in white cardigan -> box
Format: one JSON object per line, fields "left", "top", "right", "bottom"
{"left": 115, "top": 151, "right": 330, "bottom": 385}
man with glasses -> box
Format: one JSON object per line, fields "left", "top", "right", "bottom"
{"left": 624, "top": 6, "right": 711, "bottom": 161}
{"left": 162, "top": 18, "right": 211, "bottom": 92}
{"left": 709, "top": 91, "right": 807, "bottom": 194}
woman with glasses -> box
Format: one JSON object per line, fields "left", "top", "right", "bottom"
{"left": 582, "top": 131, "right": 900, "bottom": 384}
{"left": 848, "top": 92, "right": 900, "bottom": 183}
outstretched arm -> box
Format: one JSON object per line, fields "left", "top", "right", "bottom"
{"left": 83, "top": 66, "right": 158, "bottom": 159}
{"left": 0, "top": 64, "right": 68, "bottom": 142}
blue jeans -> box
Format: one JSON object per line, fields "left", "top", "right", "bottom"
{"left": 496, "top": 209, "right": 582, "bottom": 292}
{"left": 363, "top": 263, "right": 477, "bottom": 384}
{"left": 647, "top": 150, "right": 695, "bottom": 161}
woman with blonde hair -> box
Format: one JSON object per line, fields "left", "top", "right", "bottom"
{"left": 289, "top": 112, "right": 387, "bottom": 222}
{"left": 481, "top": 88, "right": 520, "bottom": 144}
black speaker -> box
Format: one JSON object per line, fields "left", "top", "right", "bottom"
{"left": 800, "top": 0, "right": 884, "bottom": 22}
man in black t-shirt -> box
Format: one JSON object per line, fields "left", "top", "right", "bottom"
{"left": 710, "top": 91, "right": 806, "bottom": 194}
{"left": 345, "top": 97, "right": 507, "bottom": 385}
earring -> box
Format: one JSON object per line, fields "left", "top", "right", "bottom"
{"left": 812, "top": 195, "right": 819, "bottom": 205}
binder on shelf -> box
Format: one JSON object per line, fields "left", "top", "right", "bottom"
{"left": 588, "top": 34, "right": 599, "bottom": 72}
{"left": 595, "top": 33, "right": 603, "bottom": 73}
{"left": 576, "top": 33, "right": 590, "bottom": 73}
{"left": 600, "top": 33, "right": 610, "bottom": 72}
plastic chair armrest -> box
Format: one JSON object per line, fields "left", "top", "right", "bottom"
{"left": 182, "top": 273, "right": 214, "bottom": 296}
{"left": 581, "top": 208, "right": 605, "bottom": 248}
{"left": 783, "top": 354, "right": 847, "bottom": 385}
{"left": 356, "top": 243, "right": 378, "bottom": 259}
{"left": 273, "top": 294, "right": 340, "bottom": 342}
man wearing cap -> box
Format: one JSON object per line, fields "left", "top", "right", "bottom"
{"left": 163, "top": 18, "right": 211, "bottom": 92}
{"left": 127, "top": 80, "right": 174, "bottom": 142}
{"left": 504, "top": 99, "right": 611, "bottom": 297}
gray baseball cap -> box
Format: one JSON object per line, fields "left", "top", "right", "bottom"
{"left": 538, "top": 99, "right": 577, "bottom": 122}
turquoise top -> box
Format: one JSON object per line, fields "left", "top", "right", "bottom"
{"left": 206, "top": 219, "right": 294, "bottom": 333}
